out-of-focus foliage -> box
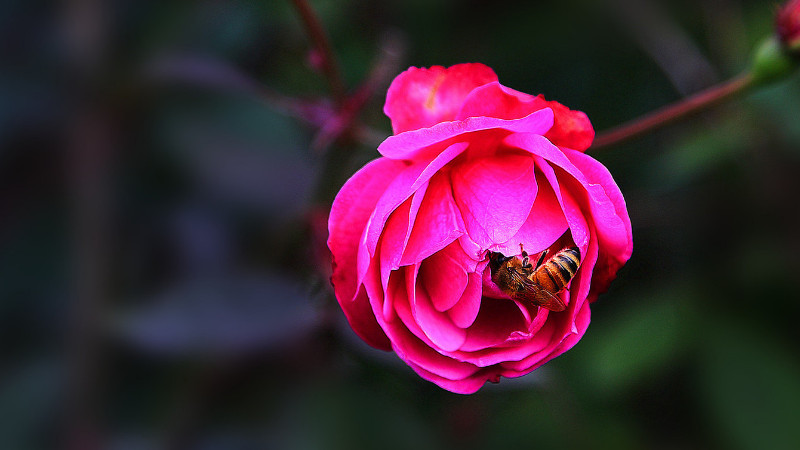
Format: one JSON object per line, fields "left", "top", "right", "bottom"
{"left": 1, "top": 0, "right": 799, "bottom": 449}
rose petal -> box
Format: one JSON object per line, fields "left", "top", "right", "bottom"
{"left": 447, "top": 271, "right": 483, "bottom": 328}
{"left": 340, "top": 253, "right": 391, "bottom": 351}
{"left": 537, "top": 159, "right": 590, "bottom": 250}
{"left": 357, "top": 142, "right": 468, "bottom": 292}
{"left": 505, "top": 134, "right": 629, "bottom": 264}
{"left": 458, "top": 299, "right": 527, "bottom": 353}
{"left": 559, "top": 172, "right": 630, "bottom": 295}
{"left": 408, "top": 265, "right": 467, "bottom": 352}
{"left": 485, "top": 318, "right": 562, "bottom": 368}
{"left": 452, "top": 153, "right": 537, "bottom": 249}
{"left": 400, "top": 172, "right": 463, "bottom": 266}
{"left": 329, "top": 157, "right": 406, "bottom": 304}
{"left": 503, "top": 132, "right": 592, "bottom": 247}
{"left": 384, "top": 63, "right": 498, "bottom": 134}
{"left": 379, "top": 183, "right": 427, "bottom": 298}
{"left": 457, "top": 83, "right": 593, "bottom": 151}
{"left": 419, "top": 248, "right": 468, "bottom": 312}
{"left": 564, "top": 148, "right": 633, "bottom": 290}
{"left": 405, "top": 361, "right": 491, "bottom": 395}
{"left": 538, "top": 97, "right": 594, "bottom": 151}
{"left": 568, "top": 230, "right": 599, "bottom": 313}
{"left": 378, "top": 108, "right": 554, "bottom": 161}
{"left": 494, "top": 173, "right": 569, "bottom": 257}
{"left": 338, "top": 285, "right": 391, "bottom": 351}
{"left": 499, "top": 301, "right": 589, "bottom": 374}
{"left": 456, "top": 81, "right": 542, "bottom": 121}
{"left": 387, "top": 269, "right": 479, "bottom": 380}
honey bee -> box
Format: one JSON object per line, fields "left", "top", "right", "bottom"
{"left": 488, "top": 244, "right": 581, "bottom": 312}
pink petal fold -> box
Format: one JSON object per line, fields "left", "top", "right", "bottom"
{"left": 451, "top": 153, "right": 537, "bottom": 249}
{"left": 419, "top": 247, "right": 468, "bottom": 312}
{"left": 379, "top": 184, "right": 427, "bottom": 295}
{"left": 329, "top": 158, "right": 406, "bottom": 303}
{"left": 564, "top": 148, "right": 634, "bottom": 288}
{"left": 400, "top": 172, "right": 464, "bottom": 265}
{"left": 377, "top": 108, "right": 554, "bottom": 161}
{"left": 456, "top": 81, "right": 542, "bottom": 121}
{"left": 447, "top": 271, "right": 483, "bottom": 328}
{"left": 494, "top": 174, "right": 568, "bottom": 257}
{"left": 357, "top": 142, "right": 468, "bottom": 292}
{"left": 408, "top": 267, "right": 467, "bottom": 352}
{"left": 386, "top": 269, "right": 479, "bottom": 380}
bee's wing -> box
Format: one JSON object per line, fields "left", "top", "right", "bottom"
{"left": 513, "top": 282, "right": 567, "bottom": 312}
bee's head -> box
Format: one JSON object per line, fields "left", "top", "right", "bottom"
{"left": 488, "top": 251, "right": 512, "bottom": 273}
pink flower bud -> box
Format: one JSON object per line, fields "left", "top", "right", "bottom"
{"left": 777, "top": 0, "right": 800, "bottom": 51}
{"left": 327, "top": 63, "right": 633, "bottom": 393}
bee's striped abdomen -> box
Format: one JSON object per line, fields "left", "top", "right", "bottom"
{"left": 533, "top": 247, "right": 581, "bottom": 293}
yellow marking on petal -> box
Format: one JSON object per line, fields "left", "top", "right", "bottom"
{"left": 425, "top": 74, "right": 445, "bottom": 110}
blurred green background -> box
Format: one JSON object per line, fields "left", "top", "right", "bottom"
{"left": 2, "top": 0, "right": 800, "bottom": 449}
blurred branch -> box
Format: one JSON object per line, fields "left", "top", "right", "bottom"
{"left": 143, "top": 54, "right": 391, "bottom": 150}
{"left": 63, "top": 0, "right": 113, "bottom": 449}
{"left": 290, "top": 0, "right": 347, "bottom": 105}
{"left": 311, "top": 32, "right": 405, "bottom": 151}
{"left": 591, "top": 72, "right": 754, "bottom": 150}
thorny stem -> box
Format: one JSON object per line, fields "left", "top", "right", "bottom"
{"left": 290, "top": 0, "right": 347, "bottom": 106}
{"left": 590, "top": 72, "right": 755, "bottom": 150}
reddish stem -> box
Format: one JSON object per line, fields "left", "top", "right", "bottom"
{"left": 590, "top": 72, "right": 754, "bottom": 150}
{"left": 290, "top": 0, "right": 347, "bottom": 105}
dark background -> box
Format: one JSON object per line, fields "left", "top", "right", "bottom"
{"left": 2, "top": 0, "right": 800, "bottom": 449}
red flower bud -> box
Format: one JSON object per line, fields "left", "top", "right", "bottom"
{"left": 777, "top": 0, "right": 800, "bottom": 51}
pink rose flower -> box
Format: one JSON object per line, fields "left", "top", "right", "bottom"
{"left": 327, "top": 63, "right": 633, "bottom": 394}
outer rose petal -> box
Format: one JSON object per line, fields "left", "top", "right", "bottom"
{"left": 563, "top": 148, "right": 633, "bottom": 294}
{"left": 329, "top": 157, "right": 406, "bottom": 303}
{"left": 377, "top": 108, "right": 554, "bottom": 162}
{"left": 384, "top": 63, "right": 498, "bottom": 134}
{"left": 536, "top": 96, "right": 594, "bottom": 151}
{"left": 406, "top": 361, "right": 492, "bottom": 395}
{"left": 327, "top": 158, "right": 407, "bottom": 350}
{"left": 456, "top": 82, "right": 594, "bottom": 151}
{"left": 342, "top": 286, "right": 391, "bottom": 351}
{"left": 456, "top": 82, "right": 540, "bottom": 121}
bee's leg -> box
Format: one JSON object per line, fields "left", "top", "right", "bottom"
{"left": 534, "top": 249, "right": 548, "bottom": 268}
{"left": 519, "top": 243, "right": 531, "bottom": 268}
